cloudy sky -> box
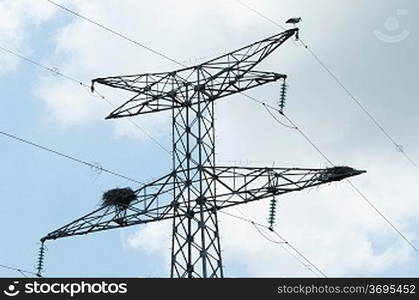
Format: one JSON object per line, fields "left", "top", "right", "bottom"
{"left": 0, "top": 0, "right": 418, "bottom": 277}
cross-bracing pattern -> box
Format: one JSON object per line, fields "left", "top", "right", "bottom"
{"left": 170, "top": 80, "right": 221, "bottom": 277}
{"left": 93, "top": 29, "right": 297, "bottom": 118}
{"left": 42, "top": 166, "right": 364, "bottom": 240}
{"left": 42, "top": 28, "right": 365, "bottom": 277}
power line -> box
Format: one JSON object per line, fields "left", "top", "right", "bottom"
{"left": 236, "top": 0, "right": 286, "bottom": 31}
{"left": 0, "top": 130, "right": 144, "bottom": 185}
{"left": 246, "top": 92, "right": 419, "bottom": 256}
{"left": 43, "top": 1, "right": 297, "bottom": 155}
{"left": 0, "top": 44, "right": 171, "bottom": 155}
{"left": 219, "top": 210, "right": 327, "bottom": 277}
{"left": 232, "top": 1, "right": 419, "bottom": 258}
{"left": 251, "top": 222, "right": 287, "bottom": 245}
{"left": 239, "top": 91, "right": 419, "bottom": 257}
{"left": 235, "top": 0, "right": 419, "bottom": 173}
{"left": 0, "top": 44, "right": 173, "bottom": 278}
{"left": 234, "top": 208, "right": 328, "bottom": 277}
{"left": 0, "top": 263, "right": 40, "bottom": 277}
{"left": 3, "top": 0, "right": 326, "bottom": 278}
{"left": 267, "top": 107, "right": 419, "bottom": 257}
{"left": 300, "top": 40, "right": 419, "bottom": 172}
{"left": 32, "top": 0, "right": 419, "bottom": 268}
{"left": 346, "top": 178, "right": 419, "bottom": 254}
{"left": 262, "top": 104, "right": 297, "bottom": 130}
{"left": 0, "top": 45, "right": 84, "bottom": 86}
{"left": 45, "top": 0, "right": 186, "bottom": 68}
{"left": 0, "top": 44, "right": 172, "bottom": 277}
{"left": 99, "top": 95, "right": 171, "bottom": 155}
{"left": 45, "top": 0, "right": 419, "bottom": 173}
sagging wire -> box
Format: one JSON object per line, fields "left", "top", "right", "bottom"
{"left": 0, "top": 44, "right": 170, "bottom": 156}
{"left": 0, "top": 263, "right": 40, "bottom": 277}
{"left": 220, "top": 210, "right": 327, "bottom": 277}
{"left": 262, "top": 104, "right": 296, "bottom": 130}
{"left": 235, "top": 0, "right": 419, "bottom": 173}
{"left": 0, "top": 130, "right": 146, "bottom": 185}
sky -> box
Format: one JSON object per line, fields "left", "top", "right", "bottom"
{"left": 0, "top": 0, "right": 418, "bottom": 277}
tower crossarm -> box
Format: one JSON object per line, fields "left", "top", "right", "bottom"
{"left": 91, "top": 29, "right": 298, "bottom": 119}
{"left": 41, "top": 171, "right": 178, "bottom": 241}
{"left": 201, "top": 166, "right": 366, "bottom": 209}
{"left": 40, "top": 166, "right": 365, "bottom": 241}
{"left": 92, "top": 72, "right": 181, "bottom": 94}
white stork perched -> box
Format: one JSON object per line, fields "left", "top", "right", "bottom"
{"left": 286, "top": 17, "right": 302, "bottom": 25}
{"left": 285, "top": 17, "right": 301, "bottom": 41}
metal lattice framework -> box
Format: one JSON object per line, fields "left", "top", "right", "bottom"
{"left": 42, "top": 28, "right": 365, "bottom": 278}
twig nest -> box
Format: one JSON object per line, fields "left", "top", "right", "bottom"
{"left": 102, "top": 187, "right": 137, "bottom": 208}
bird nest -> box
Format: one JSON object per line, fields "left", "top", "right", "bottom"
{"left": 321, "top": 166, "right": 354, "bottom": 182}
{"left": 102, "top": 187, "right": 137, "bottom": 208}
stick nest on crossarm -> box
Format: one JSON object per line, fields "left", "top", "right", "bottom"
{"left": 102, "top": 187, "right": 137, "bottom": 208}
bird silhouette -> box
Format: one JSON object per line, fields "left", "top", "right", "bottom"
{"left": 285, "top": 17, "right": 302, "bottom": 25}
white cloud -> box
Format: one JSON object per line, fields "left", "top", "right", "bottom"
{"left": 0, "top": 0, "right": 56, "bottom": 73}
{"left": 124, "top": 157, "right": 418, "bottom": 277}
{"left": 34, "top": 76, "right": 109, "bottom": 126}
{"left": 127, "top": 220, "right": 171, "bottom": 264}
{"left": 5, "top": 0, "right": 418, "bottom": 276}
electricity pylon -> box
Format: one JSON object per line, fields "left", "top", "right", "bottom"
{"left": 41, "top": 28, "right": 365, "bottom": 278}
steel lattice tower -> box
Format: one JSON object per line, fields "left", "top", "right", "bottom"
{"left": 41, "top": 28, "right": 365, "bottom": 278}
